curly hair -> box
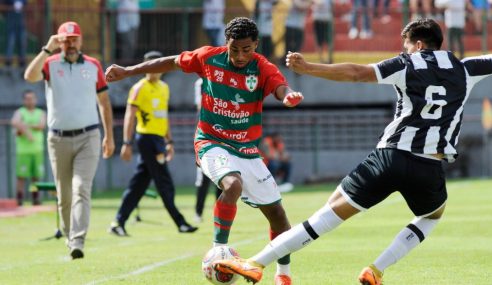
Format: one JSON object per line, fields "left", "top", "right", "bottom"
{"left": 401, "top": 18, "right": 443, "bottom": 50}
{"left": 224, "top": 17, "right": 258, "bottom": 42}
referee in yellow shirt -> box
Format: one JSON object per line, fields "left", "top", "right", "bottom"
{"left": 109, "top": 51, "right": 197, "bottom": 236}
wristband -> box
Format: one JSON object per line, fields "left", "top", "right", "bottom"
{"left": 123, "top": 140, "right": 132, "bottom": 145}
{"left": 167, "top": 140, "right": 174, "bottom": 145}
{"left": 42, "top": 46, "right": 52, "bottom": 55}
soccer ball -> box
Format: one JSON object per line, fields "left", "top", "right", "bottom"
{"left": 202, "top": 245, "right": 240, "bottom": 285}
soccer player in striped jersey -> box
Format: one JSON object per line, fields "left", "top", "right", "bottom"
{"left": 105, "top": 17, "right": 304, "bottom": 285}
{"left": 213, "top": 18, "right": 492, "bottom": 285}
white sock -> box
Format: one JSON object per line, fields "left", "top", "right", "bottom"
{"left": 252, "top": 204, "right": 343, "bottom": 266}
{"left": 373, "top": 217, "right": 439, "bottom": 271}
{"left": 213, "top": 242, "right": 226, "bottom": 247}
{"left": 276, "top": 263, "right": 291, "bottom": 276}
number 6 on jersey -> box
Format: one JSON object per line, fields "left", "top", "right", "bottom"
{"left": 421, "top": 85, "right": 447, "bottom": 120}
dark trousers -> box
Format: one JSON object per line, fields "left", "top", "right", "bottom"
{"left": 205, "top": 28, "right": 222, "bottom": 47}
{"left": 5, "top": 12, "right": 26, "bottom": 67}
{"left": 258, "top": 35, "right": 273, "bottom": 59}
{"left": 195, "top": 171, "right": 222, "bottom": 217}
{"left": 268, "top": 160, "right": 292, "bottom": 184}
{"left": 116, "top": 28, "right": 138, "bottom": 65}
{"left": 116, "top": 134, "right": 186, "bottom": 227}
{"left": 448, "top": 27, "right": 464, "bottom": 59}
{"left": 284, "top": 27, "right": 304, "bottom": 58}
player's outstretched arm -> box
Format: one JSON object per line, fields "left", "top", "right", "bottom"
{"left": 286, "top": 52, "right": 377, "bottom": 83}
{"left": 105, "top": 56, "right": 181, "bottom": 82}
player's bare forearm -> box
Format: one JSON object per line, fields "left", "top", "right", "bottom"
{"left": 286, "top": 52, "right": 376, "bottom": 83}
{"left": 24, "top": 49, "right": 50, "bottom": 82}
{"left": 105, "top": 56, "right": 180, "bottom": 82}
{"left": 24, "top": 35, "right": 63, "bottom": 82}
{"left": 274, "top": 85, "right": 290, "bottom": 101}
{"left": 303, "top": 62, "right": 377, "bottom": 82}
{"left": 123, "top": 105, "right": 137, "bottom": 143}
{"left": 128, "top": 56, "right": 180, "bottom": 75}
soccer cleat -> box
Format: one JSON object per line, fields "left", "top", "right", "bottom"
{"left": 274, "top": 274, "right": 292, "bottom": 285}
{"left": 178, "top": 223, "right": 198, "bottom": 233}
{"left": 358, "top": 265, "right": 383, "bottom": 285}
{"left": 108, "top": 222, "right": 129, "bottom": 237}
{"left": 70, "top": 248, "right": 84, "bottom": 260}
{"left": 194, "top": 214, "right": 203, "bottom": 223}
{"left": 213, "top": 258, "right": 264, "bottom": 284}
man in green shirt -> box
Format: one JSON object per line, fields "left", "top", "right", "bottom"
{"left": 11, "top": 90, "right": 46, "bottom": 206}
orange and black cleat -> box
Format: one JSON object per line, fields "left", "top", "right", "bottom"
{"left": 358, "top": 265, "right": 383, "bottom": 285}
{"left": 213, "top": 258, "right": 264, "bottom": 284}
{"left": 274, "top": 274, "right": 292, "bottom": 285}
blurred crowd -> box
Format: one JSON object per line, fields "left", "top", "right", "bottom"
{"left": 0, "top": 0, "right": 491, "bottom": 71}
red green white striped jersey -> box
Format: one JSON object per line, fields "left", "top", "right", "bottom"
{"left": 178, "top": 46, "right": 288, "bottom": 159}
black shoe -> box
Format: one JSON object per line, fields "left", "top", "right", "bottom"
{"left": 178, "top": 223, "right": 198, "bottom": 233}
{"left": 108, "top": 222, "right": 129, "bottom": 237}
{"left": 70, "top": 248, "right": 84, "bottom": 260}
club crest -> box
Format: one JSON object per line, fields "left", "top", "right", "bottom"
{"left": 66, "top": 23, "right": 75, "bottom": 33}
{"left": 245, "top": 75, "right": 258, "bottom": 92}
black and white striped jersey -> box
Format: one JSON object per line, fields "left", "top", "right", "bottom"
{"left": 372, "top": 50, "right": 492, "bottom": 162}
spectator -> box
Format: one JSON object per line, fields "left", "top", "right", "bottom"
{"left": 203, "top": 0, "right": 225, "bottom": 46}
{"left": 4, "top": 0, "right": 27, "bottom": 71}
{"left": 285, "top": 0, "right": 311, "bottom": 58}
{"left": 109, "top": 51, "right": 198, "bottom": 236}
{"left": 260, "top": 133, "right": 294, "bottom": 192}
{"left": 410, "top": 0, "right": 433, "bottom": 20}
{"left": 24, "top": 21, "right": 115, "bottom": 260}
{"left": 312, "top": 0, "right": 334, "bottom": 63}
{"left": 435, "top": 0, "right": 466, "bottom": 59}
{"left": 116, "top": 0, "right": 140, "bottom": 64}
{"left": 348, "top": 0, "right": 373, "bottom": 39}
{"left": 193, "top": 78, "right": 222, "bottom": 223}
{"left": 469, "top": 0, "right": 488, "bottom": 34}
{"left": 373, "top": 0, "right": 392, "bottom": 23}
{"left": 254, "top": 0, "right": 278, "bottom": 61}
{"left": 10, "top": 90, "right": 46, "bottom": 206}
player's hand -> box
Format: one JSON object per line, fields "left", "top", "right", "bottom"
{"left": 102, "top": 136, "right": 115, "bottom": 159}
{"left": 45, "top": 35, "right": 64, "bottom": 53}
{"left": 286, "top": 51, "right": 308, "bottom": 74}
{"left": 105, "top": 64, "right": 128, "bottom": 82}
{"left": 165, "top": 144, "right": 174, "bottom": 162}
{"left": 120, "top": 144, "right": 132, "bottom": 161}
{"left": 283, "top": 91, "right": 304, "bottom": 107}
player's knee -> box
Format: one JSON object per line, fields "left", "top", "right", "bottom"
{"left": 220, "top": 175, "right": 242, "bottom": 199}
{"left": 425, "top": 203, "right": 446, "bottom": 220}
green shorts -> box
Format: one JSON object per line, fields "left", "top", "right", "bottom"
{"left": 16, "top": 152, "right": 45, "bottom": 179}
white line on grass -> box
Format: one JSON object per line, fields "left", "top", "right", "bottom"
{"left": 85, "top": 236, "right": 263, "bottom": 285}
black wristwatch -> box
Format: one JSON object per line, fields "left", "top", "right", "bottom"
{"left": 123, "top": 140, "right": 132, "bottom": 145}
{"left": 42, "top": 46, "right": 52, "bottom": 55}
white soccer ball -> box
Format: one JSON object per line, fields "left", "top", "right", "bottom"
{"left": 202, "top": 245, "right": 240, "bottom": 285}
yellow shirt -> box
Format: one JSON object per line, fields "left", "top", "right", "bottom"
{"left": 128, "top": 78, "right": 170, "bottom": 137}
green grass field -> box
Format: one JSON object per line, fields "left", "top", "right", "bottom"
{"left": 1, "top": 179, "right": 491, "bottom": 285}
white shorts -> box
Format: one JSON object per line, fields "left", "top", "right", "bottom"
{"left": 200, "top": 147, "right": 281, "bottom": 207}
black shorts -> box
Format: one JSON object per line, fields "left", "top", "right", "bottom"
{"left": 341, "top": 148, "right": 447, "bottom": 216}
{"left": 314, "top": 20, "right": 333, "bottom": 45}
